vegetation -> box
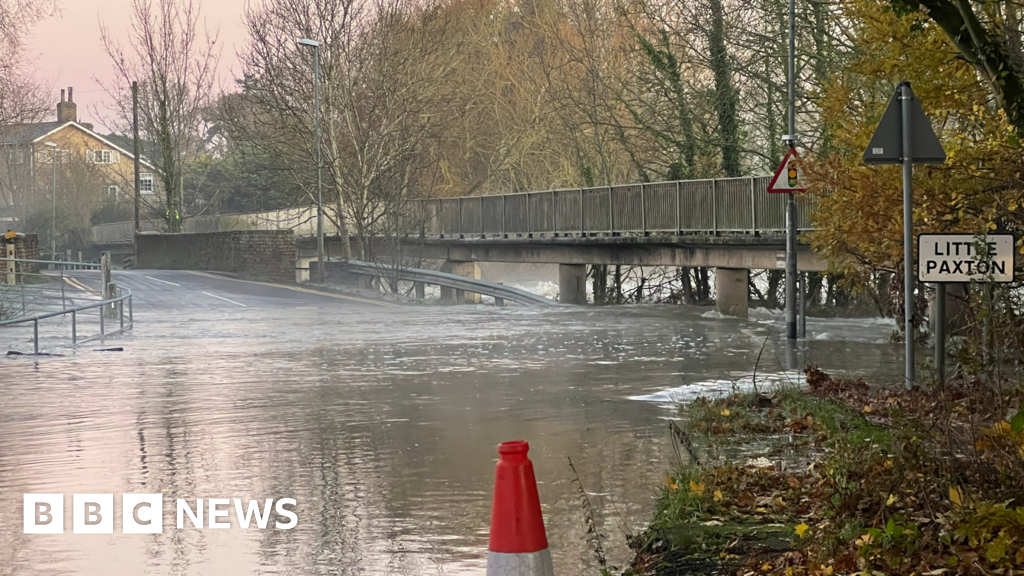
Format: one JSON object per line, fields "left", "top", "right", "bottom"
{"left": 622, "top": 367, "right": 1024, "bottom": 575}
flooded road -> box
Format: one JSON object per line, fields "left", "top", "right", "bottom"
{"left": 0, "top": 270, "right": 903, "bottom": 575}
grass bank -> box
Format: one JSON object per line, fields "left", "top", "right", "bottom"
{"left": 619, "top": 367, "right": 1024, "bottom": 575}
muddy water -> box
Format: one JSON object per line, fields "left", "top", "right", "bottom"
{"left": 0, "top": 296, "right": 901, "bottom": 575}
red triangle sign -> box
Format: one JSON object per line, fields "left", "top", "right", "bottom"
{"left": 767, "top": 148, "right": 806, "bottom": 193}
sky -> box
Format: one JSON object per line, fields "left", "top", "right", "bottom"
{"left": 25, "top": 0, "right": 249, "bottom": 131}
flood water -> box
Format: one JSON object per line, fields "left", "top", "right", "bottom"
{"left": 0, "top": 275, "right": 903, "bottom": 575}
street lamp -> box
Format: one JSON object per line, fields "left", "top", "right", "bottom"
{"left": 44, "top": 142, "right": 58, "bottom": 263}
{"left": 297, "top": 37, "right": 325, "bottom": 284}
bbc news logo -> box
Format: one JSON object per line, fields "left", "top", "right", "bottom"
{"left": 23, "top": 494, "right": 298, "bottom": 534}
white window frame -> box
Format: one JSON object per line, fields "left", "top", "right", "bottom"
{"left": 106, "top": 185, "right": 119, "bottom": 198}
{"left": 8, "top": 149, "right": 24, "bottom": 165}
{"left": 88, "top": 149, "right": 119, "bottom": 165}
{"left": 140, "top": 173, "right": 154, "bottom": 195}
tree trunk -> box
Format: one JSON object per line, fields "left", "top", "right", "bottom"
{"left": 895, "top": 0, "right": 1024, "bottom": 135}
{"left": 708, "top": 0, "right": 741, "bottom": 177}
{"left": 680, "top": 267, "right": 695, "bottom": 304}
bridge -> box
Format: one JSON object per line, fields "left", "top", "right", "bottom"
{"left": 92, "top": 175, "right": 825, "bottom": 317}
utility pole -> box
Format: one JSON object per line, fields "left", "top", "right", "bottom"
{"left": 133, "top": 81, "right": 141, "bottom": 236}
{"left": 784, "top": 0, "right": 798, "bottom": 341}
{"left": 44, "top": 142, "right": 58, "bottom": 263}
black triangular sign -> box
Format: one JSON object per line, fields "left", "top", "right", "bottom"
{"left": 863, "top": 82, "right": 946, "bottom": 165}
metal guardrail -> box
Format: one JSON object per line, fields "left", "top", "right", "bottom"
{"left": 408, "top": 176, "right": 815, "bottom": 238}
{"left": 90, "top": 176, "right": 816, "bottom": 244}
{"left": 0, "top": 258, "right": 133, "bottom": 354}
{"left": 339, "top": 261, "right": 556, "bottom": 306}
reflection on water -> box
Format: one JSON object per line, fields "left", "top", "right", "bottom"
{"left": 0, "top": 287, "right": 902, "bottom": 575}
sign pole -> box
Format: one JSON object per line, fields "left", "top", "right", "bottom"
{"left": 785, "top": 0, "right": 797, "bottom": 341}
{"left": 900, "top": 81, "right": 915, "bottom": 389}
{"left": 865, "top": 82, "right": 947, "bottom": 388}
{"left": 934, "top": 283, "right": 945, "bottom": 385}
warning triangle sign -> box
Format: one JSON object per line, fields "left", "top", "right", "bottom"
{"left": 767, "top": 148, "right": 805, "bottom": 193}
{"left": 863, "top": 82, "right": 946, "bottom": 165}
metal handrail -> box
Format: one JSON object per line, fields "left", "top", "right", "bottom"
{"left": 0, "top": 259, "right": 133, "bottom": 354}
{"left": 0, "top": 257, "right": 101, "bottom": 269}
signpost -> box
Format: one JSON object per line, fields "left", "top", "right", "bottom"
{"left": 864, "top": 81, "right": 946, "bottom": 389}
{"left": 918, "top": 234, "right": 1014, "bottom": 283}
{"left": 767, "top": 148, "right": 806, "bottom": 194}
{"left": 768, "top": 147, "right": 806, "bottom": 340}
{"left": 918, "top": 233, "right": 1015, "bottom": 384}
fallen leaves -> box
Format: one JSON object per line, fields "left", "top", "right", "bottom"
{"left": 637, "top": 367, "right": 1024, "bottom": 576}
{"left": 688, "top": 480, "right": 704, "bottom": 496}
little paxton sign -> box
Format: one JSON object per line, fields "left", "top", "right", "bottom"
{"left": 918, "top": 234, "right": 1015, "bottom": 283}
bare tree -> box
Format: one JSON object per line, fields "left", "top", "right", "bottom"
{"left": 0, "top": 0, "right": 56, "bottom": 48}
{"left": 99, "top": 0, "right": 220, "bottom": 232}
{"left": 0, "top": 0, "right": 59, "bottom": 223}
{"left": 237, "top": 0, "right": 459, "bottom": 261}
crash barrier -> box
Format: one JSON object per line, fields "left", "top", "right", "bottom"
{"left": 328, "top": 261, "right": 556, "bottom": 306}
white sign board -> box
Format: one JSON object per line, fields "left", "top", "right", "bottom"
{"left": 918, "top": 234, "right": 1015, "bottom": 283}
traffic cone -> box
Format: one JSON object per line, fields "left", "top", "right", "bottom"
{"left": 486, "top": 440, "right": 555, "bottom": 576}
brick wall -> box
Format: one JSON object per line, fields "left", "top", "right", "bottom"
{"left": 13, "top": 234, "right": 39, "bottom": 274}
{"left": 136, "top": 230, "right": 296, "bottom": 282}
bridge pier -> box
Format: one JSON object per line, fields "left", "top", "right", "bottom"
{"left": 414, "top": 282, "right": 425, "bottom": 300}
{"left": 715, "top": 267, "right": 748, "bottom": 318}
{"left": 558, "top": 264, "right": 587, "bottom": 305}
{"left": 440, "top": 261, "right": 481, "bottom": 304}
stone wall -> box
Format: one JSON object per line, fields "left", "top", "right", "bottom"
{"left": 137, "top": 230, "right": 296, "bottom": 282}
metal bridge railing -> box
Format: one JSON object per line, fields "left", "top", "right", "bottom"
{"left": 0, "top": 258, "right": 133, "bottom": 354}
{"left": 408, "top": 176, "right": 816, "bottom": 239}
{"left": 88, "top": 176, "right": 817, "bottom": 243}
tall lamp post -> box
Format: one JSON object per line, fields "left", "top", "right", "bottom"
{"left": 44, "top": 142, "right": 58, "bottom": 263}
{"left": 297, "top": 37, "right": 325, "bottom": 284}
{"left": 784, "top": 0, "right": 797, "bottom": 342}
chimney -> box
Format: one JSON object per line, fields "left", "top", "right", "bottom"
{"left": 57, "top": 86, "right": 77, "bottom": 124}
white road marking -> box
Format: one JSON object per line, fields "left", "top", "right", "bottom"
{"left": 201, "top": 291, "right": 248, "bottom": 307}
{"left": 186, "top": 271, "right": 399, "bottom": 308}
{"left": 145, "top": 275, "right": 181, "bottom": 286}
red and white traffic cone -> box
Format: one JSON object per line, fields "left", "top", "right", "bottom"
{"left": 486, "top": 440, "right": 555, "bottom": 576}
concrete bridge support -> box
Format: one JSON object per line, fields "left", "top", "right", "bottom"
{"left": 558, "top": 264, "right": 587, "bottom": 305}
{"left": 440, "top": 260, "right": 481, "bottom": 304}
{"left": 715, "top": 267, "right": 749, "bottom": 319}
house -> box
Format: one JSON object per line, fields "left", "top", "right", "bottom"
{"left": 0, "top": 87, "right": 158, "bottom": 228}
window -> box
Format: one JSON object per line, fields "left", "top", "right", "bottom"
{"left": 106, "top": 185, "right": 119, "bottom": 198}
{"left": 7, "top": 149, "right": 24, "bottom": 165}
{"left": 88, "top": 149, "right": 120, "bottom": 165}
{"left": 62, "top": 150, "right": 71, "bottom": 164}
{"left": 140, "top": 173, "right": 154, "bottom": 195}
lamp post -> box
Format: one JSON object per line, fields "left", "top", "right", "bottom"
{"left": 297, "top": 37, "right": 325, "bottom": 284}
{"left": 44, "top": 142, "right": 58, "bottom": 263}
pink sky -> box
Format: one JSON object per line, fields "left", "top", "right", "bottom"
{"left": 26, "top": 0, "right": 249, "bottom": 132}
